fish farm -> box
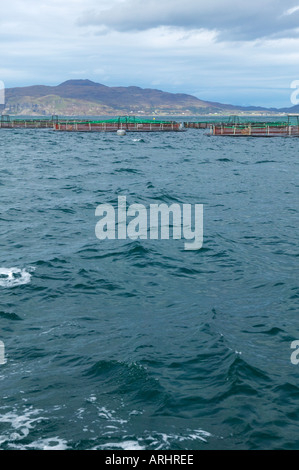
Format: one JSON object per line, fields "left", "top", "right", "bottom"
{"left": 0, "top": 114, "right": 299, "bottom": 136}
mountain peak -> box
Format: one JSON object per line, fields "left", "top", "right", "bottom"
{"left": 58, "top": 79, "right": 102, "bottom": 87}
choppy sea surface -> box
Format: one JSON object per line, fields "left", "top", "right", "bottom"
{"left": 0, "top": 120, "right": 298, "bottom": 450}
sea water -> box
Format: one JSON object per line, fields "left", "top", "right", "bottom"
{"left": 0, "top": 124, "right": 298, "bottom": 450}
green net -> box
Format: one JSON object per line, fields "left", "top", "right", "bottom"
{"left": 11, "top": 116, "right": 176, "bottom": 124}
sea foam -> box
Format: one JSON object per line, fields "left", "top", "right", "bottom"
{"left": 0, "top": 267, "right": 34, "bottom": 288}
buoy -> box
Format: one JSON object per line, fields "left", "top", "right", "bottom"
{"left": 117, "top": 129, "right": 126, "bottom": 136}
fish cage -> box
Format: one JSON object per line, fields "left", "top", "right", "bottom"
{"left": 210, "top": 117, "right": 299, "bottom": 137}
{"left": 53, "top": 116, "right": 184, "bottom": 132}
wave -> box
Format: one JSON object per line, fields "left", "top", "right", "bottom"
{"left": 96, "top": 428, "right": 212, "bottom": 450}
{"left": 0, "top": 267, "right": 35, "bottom": 288}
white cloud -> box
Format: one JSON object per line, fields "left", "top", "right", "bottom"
{"left": 78, "top": 0, "right": 299, "bottom": 40}
{"left": 284, "top": 5, "right": 299, "bottom": 15}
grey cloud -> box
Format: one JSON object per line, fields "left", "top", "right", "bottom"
{"left": 77, "top": 0, "right": 299, "bottom": 40}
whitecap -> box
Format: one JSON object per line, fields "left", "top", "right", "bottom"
{"left": 145, "top": 429, "right": 212, "bottom": 449}
{"left": 97, "top": 440, "right": 145, "bottom": 451}
{"left": 0, "top": 408, "right": 45, "bottom": 447}
{"left": 0, "top": 267, "right": 34, "bottom": 288}
{"left": 0, "top": 406, "right": 67, "bottom": 450}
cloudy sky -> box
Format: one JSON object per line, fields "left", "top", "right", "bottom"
{"left": 1, "top": 0, "right": 299, "bottom": 107}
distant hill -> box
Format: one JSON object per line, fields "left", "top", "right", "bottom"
{"left": 0, "top": 79, "right": 291, "bottom": 116}
{"left": 280, "top": 104, "right": 299, "bottom": 113}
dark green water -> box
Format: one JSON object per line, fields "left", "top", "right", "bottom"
{"left": 0, "top": 127, "right": 298, "bottom": 450}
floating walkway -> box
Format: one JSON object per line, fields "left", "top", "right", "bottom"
{"left": 184, "top": 122, "right": 211, "bottom": 129}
